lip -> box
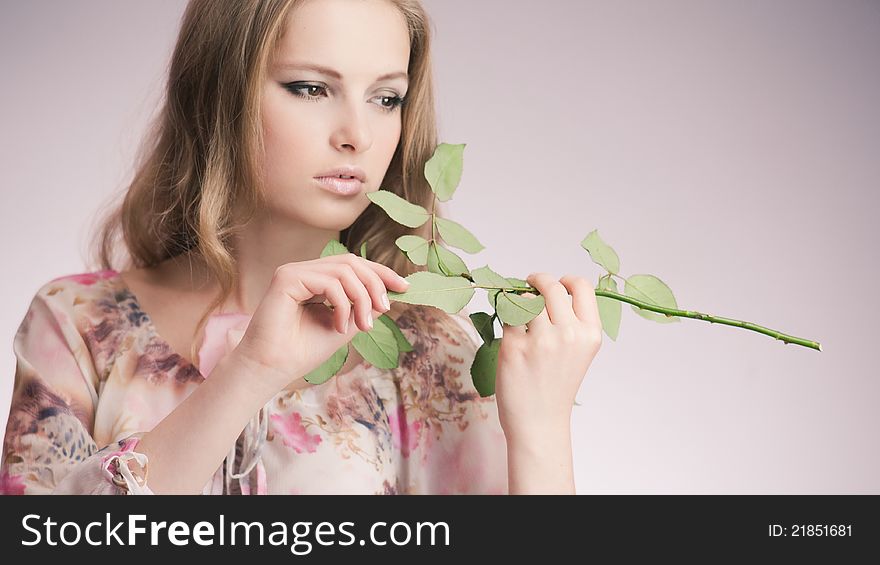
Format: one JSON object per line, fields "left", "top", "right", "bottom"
{"left": 313, "top": 176, "right": 365, "bottom": 196}
{"left": 313, "top": 165, "right": 367, "bottom": 183}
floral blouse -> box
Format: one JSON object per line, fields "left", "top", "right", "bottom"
{"left": 0, "top": 269, "right": 508, "bottom": 495}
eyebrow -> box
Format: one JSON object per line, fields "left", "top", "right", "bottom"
{"left": 277, "top": 62, "right": 408, "bottom": 82}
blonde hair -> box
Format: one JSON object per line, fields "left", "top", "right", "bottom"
{"left": 87, "top": 0, "right": 443, "bottom": 366}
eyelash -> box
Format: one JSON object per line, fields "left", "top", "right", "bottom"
{"left": 283, "top": 83, "right": 406, "bottom": 113}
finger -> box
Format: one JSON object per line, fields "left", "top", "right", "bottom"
{"left": 360, "top": 256, "right": 411, "bottom": 292}
{"left": 337, "top": 256, "right": 392, "bottom": 314}
{"left": 520, "top": 291, "right": 550, "bottom": 333}
{"left": 559, "top": 274, "right": 600, "bottom": 328}
{"left": 526, "top": 272, "right": 577, "bottom": 325}
{"left": 501, "top": 320, "right": 527, "bottom": 343}
{"left": 323, "top": 263, "right": 375, "bottom": 332}
{"left": 299, "top": 272, "right": 351, "bottom": 333}
{"left": 329, "top": 253, "right": 410, "bottom": 292}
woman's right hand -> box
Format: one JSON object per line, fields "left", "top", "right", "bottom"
{"left": 229, "top": 253, "right": 411, "bottom": 392}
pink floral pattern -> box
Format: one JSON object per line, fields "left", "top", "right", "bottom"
{"left": 0, "top": 468, "right": 26, "bottom": 495}
{"left": 50, "top": 270, "right": 117, "bottom": 286}
{"left": 388, "top": 404, "right": 422, "bottom": 458}
{"left": 0, "top": 270, "right": 509, "bottom": 494}
{"left": 269, "top": 412, "right": 323, "bottom": 453}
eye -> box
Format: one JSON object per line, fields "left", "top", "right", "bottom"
{"left": 376, "top": 94, "right": 406, "bottom": 113}
{"left": 283, "top": 83, "right": 328, "bottom": 102}
{"left": 282, "top": 82, "right": 406, "bottom": 113}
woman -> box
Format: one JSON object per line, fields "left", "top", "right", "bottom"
{"left": 0, "top": 0, "right": 602, "bottom": 495}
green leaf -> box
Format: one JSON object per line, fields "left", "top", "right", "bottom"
{"left": 596, "top": 276, "right": 621, "bottom": 341}
{"left": 395, "top": 235, "right": 430, "bottom": 265}
{"left": 434, "top": 216, "right": 485, "bottom": 254}
{"left": 424, "top": 242, "right": 469, "bottom": 277}
{"left": 433, "top": 243, "right": 470, "bottom": 276}
{"left": 302, "top": 344, "right": 349, "bottom": 385}
{"left": 496, "top": 292, "right": 545, "bottom": 326}
{"left": 320, "top": 239, "right": 349, "bottom": 258}
{"left": 376, "top": 313, "right": 413, "bottom": 353}
{"left": 424, "top": 142, "right": 465, "bottom": 202}
{"left": 469, "top": 312, "right": 496, "bottom": 344}
{"left": 471, "top": 265, "right": 512, "bottom": 306}
{"left": 472, "top": 270, "right": 532, "bottom": 311}
{"left": 580, "top": 229, "right": 620, "bottom": 275}
{"left": 387, "top": 271, "right": 475, "bottom": 313}
{"left": 425, "top": 242, "right": 445, "bottom": 275}
{"left": 472, "top": 265, "right": 510, "bottom": 289}
{"left": 360, "top": 242, "right": 368, "bottom": 259}
{"left": 624, "top": 274, "right": 680, "bottom": 324}
{"left": 351, "top": 321, "right": 400, "bottom": 369}
{"left": 488, "top": 288, "right": 501, "bottom": 310}
{"left": 471, "top": 338, "right": 501, "bottom": 397}
{"left": 506, "top": 276, "right": 530, "bottom": 291}
{"left": 366, "top": 190, "right": 430, "bottom": 228}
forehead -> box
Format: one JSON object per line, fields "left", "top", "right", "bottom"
{"left": 273, "top": 0, "right": 410, "bottom": 79}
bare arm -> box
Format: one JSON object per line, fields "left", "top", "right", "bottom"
{"left": 506, "top": 419, "right": 576, "bottom": 495}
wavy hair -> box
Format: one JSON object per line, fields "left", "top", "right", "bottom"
{"left": 87, "top": 0, "right": 444, "bottom": 366}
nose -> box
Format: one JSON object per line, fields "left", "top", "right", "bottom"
{"left": 331, "top": 98, "right": 373, "bottom": 153}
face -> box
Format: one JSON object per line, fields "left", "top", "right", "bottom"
{"left": 259, "top": 0, "right": 411, "bottom": 230}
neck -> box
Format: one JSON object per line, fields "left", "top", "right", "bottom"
{"left": 164, "top": 215, "right": 343, "bottom": 315}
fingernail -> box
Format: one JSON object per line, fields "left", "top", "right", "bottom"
{"left": 343, "top": 317, "right": 350, "bottom": 333}
{"left": 381, "top": 293, "right": 390, "bottom": 309}
{"left": 367, "top": 316, "right": 374, "bottom": 329}
{"left": 397, "top": 275, "right": 409, "bottom": 286}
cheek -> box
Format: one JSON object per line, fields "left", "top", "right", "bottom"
{"left": 262, "top": 101, "right": 315, "bottom": 166}
{"left": 385, "top": 122, "right": 402, "bottom": 151}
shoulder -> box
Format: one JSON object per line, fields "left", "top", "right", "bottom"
{"left": 17, "top": 269, "right": 133, "bottom": 382}
{"left": 19, "top": 270, "right": 117, "bottom": 328}
{"left": 33, "top": 269, "right": 121, "bottom": 303}
{"left": 21, "top": 269, "right": 125, "bottom": 333}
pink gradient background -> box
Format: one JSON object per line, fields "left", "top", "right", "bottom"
{"left": 1, "top": 1, "right": 876, "bottom": 493}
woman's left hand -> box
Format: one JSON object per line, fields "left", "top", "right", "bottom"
{"left": 495, "top": 272, "right": 603, "bottom": 445}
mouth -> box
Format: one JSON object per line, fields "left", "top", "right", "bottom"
{"left": 313, "top": 176, "right": 365, "bottom": 196}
